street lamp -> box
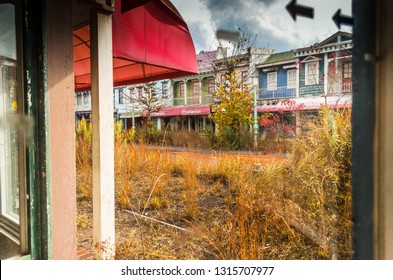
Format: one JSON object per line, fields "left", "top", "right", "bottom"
{"left": 252, "top": 72, "right": 260, "bottom": 149}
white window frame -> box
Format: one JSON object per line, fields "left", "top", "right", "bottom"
{"left": 162, "top": 82, "right": 168, "bottom": 98}
{"left": 118, "top": 89, "right": 124, "bottom": 104}
{"left": 343, "top": 61, "right": 352, "bottom": 79}
{"left": 305, "top": 61, "right": 319, "bottom": 85}
{"left": 83, "top": 92, "right": 90, "bottom": 106}
{"left": 179, "top": 82, "right": 185, "bottom": 97}
{"left": 287, "top": 69, "right": 297, "bottom": 89}
{"left": 267, "top": 72, "right": 277, "bottom": 91}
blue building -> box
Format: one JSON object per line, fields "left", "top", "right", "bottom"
{"left": 256, "top": 51, "right": 298, "bottom": 100}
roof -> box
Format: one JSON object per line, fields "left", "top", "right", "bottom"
{"left": 257, "top": 51, "right": 295, "bottom": 66}
{"left": 317, "top": 31, "right": 352, "bottom": 47}
{"left": 294, "top": 31, "right": 353, "bottom": 54}
{"left": 197, "top": 50, "right": 218, "bottom": 70}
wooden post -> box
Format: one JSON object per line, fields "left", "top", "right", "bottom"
{"left": 90, "top": 10, "right": 115, "bottom": 260}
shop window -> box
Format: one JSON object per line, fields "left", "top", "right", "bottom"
{"left": 0, "top": 2, "right": 28, "bottom": 259}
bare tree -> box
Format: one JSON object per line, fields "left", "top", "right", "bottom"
{"left": 125, "top": 82, "right": 169, "bottom": 130}
{"left": 214, "top": 25, "right": 273, "bottom": 84}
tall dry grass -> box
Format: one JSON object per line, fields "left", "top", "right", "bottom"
{"left": 76, "top": 107, "right": 352, "bottom": 259}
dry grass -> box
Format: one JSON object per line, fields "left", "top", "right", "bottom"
{"left": 76, "top": 107, "right": 352, "bottom": 260}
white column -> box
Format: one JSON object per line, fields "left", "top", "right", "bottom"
{"left": 296, "top": 59, "right": 300, "bottom": 97}
{"left": 184, "top": 80, "right": 188, "bottom": 105}
{"left": 90, "top": 10, "right": 115, "bottom": 260}
{"left": 324, "top": 53, "right": 328, "bottom": 95}
{"left": 157, "top": 117, "right": 162, "bottom": 131}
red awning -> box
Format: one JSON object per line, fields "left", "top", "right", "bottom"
{"left": 73, "top": 0, "right": 197, "bottom": 91}
{"left": 257, "top": 96, "right": 352, "bottom": 112}
{"left": 148, "top": 105, "right": 211, "bottom": 117}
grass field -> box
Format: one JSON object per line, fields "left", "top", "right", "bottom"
{"left": 76, "top": 107, "right": 352, "bottom": 259}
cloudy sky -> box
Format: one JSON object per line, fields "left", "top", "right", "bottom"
{"left": 171, "top": 0, "right": 352, "bottom": 53}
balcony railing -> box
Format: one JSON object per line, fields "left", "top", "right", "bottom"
{"left": 75, "top": 103, "right": 91, "bottom": 112}
{"left": 259, "top": 87, "right": 297, "bottom": 99}
{"left": 173, "top": 95, "right": 213, "bottom": 106}
{"left": 327, "top": 80, "right": 352, "bottom": 94}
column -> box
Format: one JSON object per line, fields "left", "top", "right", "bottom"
{"left": 90, "top": 10, "right": 115, "bottom": 260}
{"left": 324, "top": 53, "right": 328, "bottom": 95}
{"left": 157, "top": 117, "right": 162, "bottom": 131}
{"left": 184, "top": 79, "right": 188, "bottom": 105}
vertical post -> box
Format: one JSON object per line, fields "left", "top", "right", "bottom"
{"left": 157, "top": 117, "right": 162, "bottom": 131}
{"left": 352, "top": 0, "right": 375, "bottom": 260}
{"left": 131, "top": 103, "right": 135, "bottom": 130}
{"left": 296, "top": 59, "right": 300, "bottom": 98}
{"left": 199, "top": 78, "right": 202, "bottom": 104}
{"left": 130, "top": 87, "right": 136, "bottom": 130}
{"left": 324, "top": 53, "right": 328, "bottom": 95}
{"left": 184, "top": 80, "right": 188, "bottom": 105}
{"left": 252, "top": 73, "right": 259, "bottom": 149}
{"left": 90, "top": 10, "right": 115, "bottom": 260}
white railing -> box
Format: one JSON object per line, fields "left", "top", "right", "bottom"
{"left": 259, "top": 87, "right": 297, "bottom": 99}
{"left": 327, "top": 81, "right": 352, "bottom": 94}
{"left": 75, "top": 103, "right": 91, "bottom": 112}
{"left": 173, "top": 95, "right": 213, "bottom": 106}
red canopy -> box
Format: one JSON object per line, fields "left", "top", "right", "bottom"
{"left": 148, "top": 105, "right": 211, "bottom": 117}
{"left": 74, "top": 0, "right": 197, "bottom": 91}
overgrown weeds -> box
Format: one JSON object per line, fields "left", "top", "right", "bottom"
{"left": 76, "top": 107, "right": 352, "bottom": 259}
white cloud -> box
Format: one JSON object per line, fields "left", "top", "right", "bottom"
{"left": 171, "top": 0, "right": 352, "bottom": 52}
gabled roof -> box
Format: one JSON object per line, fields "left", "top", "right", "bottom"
{"left": 317, "top": 31, "right": 352, "bottom": 47}
{"left": 294, "top": 31, "right": 352, "bottom": 56}
{"left": 293, "top": 31, "right": 353, "bottom": 57}
{"left": 257, "top": 51, "right": 296, "bottom": 67}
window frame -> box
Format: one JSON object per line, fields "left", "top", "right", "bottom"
{"left": 207, "top": 77, "right": 215, "bottom": 95}
{"left": 267, "top": 72, "right": 277, "bottom": 91}
{"left": 179, "top": 82, "right": 185, "bottom": 97}
{"left": 305, "top": 61, "right": 319, "bottom": 85}
{"left": 118, "top": 89, "right": 124, "bottom": 104}
{"left": 192, "top": 80, "right": 200, "bottom": 96}
{"left": 0, "top": 0, "right": 29, "bottom": 258}
{"left": 343, "top": 61, "right": 352, "bottom": 80}
{"left": 287, "top": 69, "right": 297, "bottom": 89}
{"left": 161, "top": 82, "right": 168, "bottom": 98}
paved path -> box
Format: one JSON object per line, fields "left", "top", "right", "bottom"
{"left": 147, "top": 145, "right": 286, "bottom": 165}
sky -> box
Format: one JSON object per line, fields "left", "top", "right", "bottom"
{"left": 170, "top": 0, "right": 352, "bottom": 53}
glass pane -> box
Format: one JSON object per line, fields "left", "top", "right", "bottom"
{"left": 0, "top": 4, "right": 19, "bottom": 224}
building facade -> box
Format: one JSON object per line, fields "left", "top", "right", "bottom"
{"left": 256, "top": 32, "right": 352, "bottom": 118}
